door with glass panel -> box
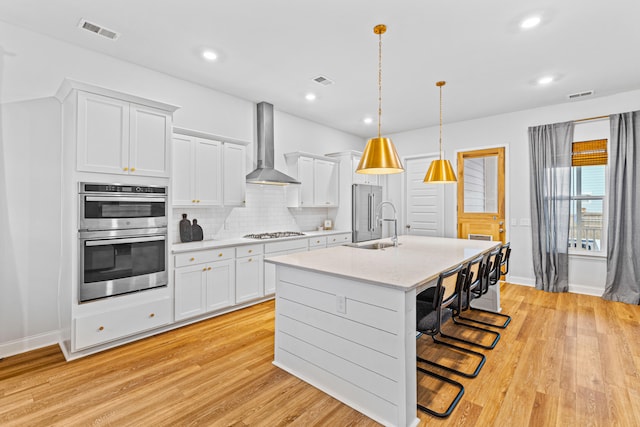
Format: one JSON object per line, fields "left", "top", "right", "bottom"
{"left": 457, "top": 147, "right": 505, "bottom": 243}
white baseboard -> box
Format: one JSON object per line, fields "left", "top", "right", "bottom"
{"left": 507, "top": 275, "right": 604, "bottom": 297}
{"left": 0, "top": 330, "right": 61, "bottom": 359}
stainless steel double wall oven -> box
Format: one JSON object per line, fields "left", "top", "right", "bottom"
{"left": 78, "top": 182, "right": 168, "bottom": 302}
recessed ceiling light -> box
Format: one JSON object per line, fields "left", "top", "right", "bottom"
{"left": 537, "top": 76, "right": 554, "bottom": 85}
{"left": 363, "top": 117, "right": 373, "bottom": 125}
{"left": 521, "top": 16, "right": 541, "bottom": 29}
{"left": 305, "top": 93, "right": 316, "bottom": 101}
{"left": 202, "top": 50, "right": 218, "bottom": 61}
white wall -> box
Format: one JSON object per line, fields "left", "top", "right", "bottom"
{"left": 386, "top": 89, "right": 640, "bottom": 296}
{"left": 0, "top": 21, "right": 363, "bottom": 356}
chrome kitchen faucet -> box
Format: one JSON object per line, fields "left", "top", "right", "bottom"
{"left": 375, "top": 201, "right": 398, "bottom": 247}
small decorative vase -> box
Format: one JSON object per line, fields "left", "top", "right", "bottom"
{"left": 179, "top": 213, "right": 192, "bottom": 242}
{"left": 192, "top": 219, "right": 203, "bottom": 241}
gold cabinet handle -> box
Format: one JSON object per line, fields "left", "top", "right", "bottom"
{"left": 190, "top": 257, "right": 195, "bottom": 262}
{"left": 248, "top": 249, "right": 253, "bottom": 253}
{"left": 202, "top": 267, "right": 207, "bottom": 271}
{"left": 149, "top": 313, "right": 155, "bottom": 318}
{"left": 316, "top": 240, "right": 320, "bottom": 243}
{"left": 218, "top": 253, "right": 223, "bottom": 257}
{"left": 248, "top": 258, "right": 252, "bottom": 262}
{"left": 197, "top": 199, "right": 201, "bottom": 203}
{"left": 98, "top": 326, "right": 105, "bottom": 331}
{"left": 123, "top": 167, "right": 128, "bottom": 171}
{"left": 207, "top": 267, "right": 212, "bottom": 271}
{"left": 130, "top": 167, "right": 136, "bottom": 172}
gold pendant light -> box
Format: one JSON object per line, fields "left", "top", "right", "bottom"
{"left": 356, "top": 24, "right": 404, "bottom": 175}
{"left": 424, "top": 81, "right": 457, "bottom": 183}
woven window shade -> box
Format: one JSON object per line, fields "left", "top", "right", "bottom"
{"left": 572, "top": 139, "right": 607, "bottom": 166}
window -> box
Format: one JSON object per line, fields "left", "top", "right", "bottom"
{"left": 569, "top": 139, "right": 607, "bottom": 252}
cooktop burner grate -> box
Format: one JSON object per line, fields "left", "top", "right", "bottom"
{"left": 243, "top": 231, "right": 306, "bottom": 239}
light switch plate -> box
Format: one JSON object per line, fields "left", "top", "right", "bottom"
{"left": 520, "top": 218, "right": 531, "bottom": 227}
{"left": 511, "top": 218, "right": 518, "bottom": 226}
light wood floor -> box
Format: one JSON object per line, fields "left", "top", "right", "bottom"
{"left": 1, "top": 283, "right": 639, "bottom": 426}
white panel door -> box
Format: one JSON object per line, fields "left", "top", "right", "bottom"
{"left": 205, "top": 259, "right": 235, "bottom": 311}
{"left": 404, "top": 156, "right": 444, "bottom": 236}
{"left": 314, "top": 159, "right": 338, "bottom": 206}
{"left": 195, "top": 138, "right": 222, "bottom": 206}
{"left": 129, "top": 104, "right": 171, "bottom": 177}
{"left": 77, "top": 92, "right": 129, "bottom": 174}
{"left": 172, "top": 134, "right": 194, "bottom": 206}
{"left": 298, "top": 156, "right": 315, "bottom": 206}
{"left": 235, "top": 255, "right": 264, "bottom": 303}
{"left": 222, "top": 143, "right": 246, "bottom": 206}
{"left": 174, "top": 265, "right": 207, "bottom": 321}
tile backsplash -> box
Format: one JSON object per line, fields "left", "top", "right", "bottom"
{"left": 171, "top": 184, "right": 334, "bottom": 243}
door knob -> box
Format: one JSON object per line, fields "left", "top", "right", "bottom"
{"left": 499, "top": 221, "right": 504, "bottom": 226}
{"left": 406, "top": 225, "right": 411, "bottom": 229}
{"left": 499, "top": 228, "right": 504, "bottom": 233}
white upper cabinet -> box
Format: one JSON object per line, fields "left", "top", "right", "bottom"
{"left": 223, "top": 143, "right": 247, "bottom": 207}
{"left": 195, "top": 138, "right": 223, "bottom": 206}
{"left": 314, "top": 159, "right": 339, "bottom": 206}
{"left": 172, "top": 128, "right": 248, "bottom": 207}
{"left": 56, "top": 79, "right": 178, "bottom": 179}
{"left": 285, "top": 152, "right": 339, "bottom": 208}
{"left": 77, "top": 92, "right": 171, "bottom": 177}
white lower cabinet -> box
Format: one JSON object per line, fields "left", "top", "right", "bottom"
{"left": 74, "top": 297, "right": 172, "bottom": 351}
{"left": 235, "top": 244, "right": 264, "bottom": 303}
{"left": 174, "top": 248, "right": 235, "bottom": 321}
{"left": 264, "top": 239, "right": 310, "bottom": 294}
{"left": 327, "top": 232, "right": 352, "bottom": 247}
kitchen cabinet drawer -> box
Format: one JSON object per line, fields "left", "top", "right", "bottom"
{"left": 236, "top": 244, "right": 263, "bottom": 258}
{"left": 308, "top": 236, "right": 328, "bottom": 249}
{"left": 74, "top": 297, "right": 171, "bottom": 350}
{"left": 327, "top": 233, "right": 352, "bottom": 246}
{"left": 264, "top": 239, "right": 308, "bottom": 254}
{"left": 175, "top": 248, "right": 234, "bottom": 267}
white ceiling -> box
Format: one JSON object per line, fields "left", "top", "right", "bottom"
{"left": 1, "top": 0, "right": 639, "bottom": 137}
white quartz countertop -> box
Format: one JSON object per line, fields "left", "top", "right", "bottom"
{"left": 171, "top": 230, "right": 351, "bottom": 253}
{"left": 264, "top": 235, "right": 500, "bottom": 291}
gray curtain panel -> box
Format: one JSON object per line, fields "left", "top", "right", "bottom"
{"left": 528, "top": 122, "right": 574, "bottom": 292}
{"left": 603, "top": 111, "right": 640, "bottom": 304}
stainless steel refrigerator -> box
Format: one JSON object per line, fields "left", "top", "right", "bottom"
{"left": 352, "top": 184, "right": 383, "bottom": 243}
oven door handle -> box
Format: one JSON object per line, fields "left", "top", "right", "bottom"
{"left": 85, "top": 235, "right": 166, "bottom": 246}
{"left": 85, "top": 196, "right": 166, "bottom": 203}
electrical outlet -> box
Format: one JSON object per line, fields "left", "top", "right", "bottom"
{"left": 336, "top": 295, "right": 346, "bottom": 314}
{"left": 520, "top": 218, "right": 531, "bottom": 227}
{"left": 511, "top": 218, "right": 518, "bottom": 226}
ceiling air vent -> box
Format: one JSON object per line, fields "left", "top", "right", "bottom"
{"left": 312, "top": 75, "right": 334, "bottom": 86}
{"left": 78, "top": 19, "right": 120, "bottom": 40}
{"left": 567, "top": 90, "right": 594, "bottom": 100}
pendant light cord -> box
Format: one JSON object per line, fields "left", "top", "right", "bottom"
{"left": 377, "top": 29, "right": 383, "bottom": 139}
{"left": 437, "top": 81, "right": 446, "bottom": 160}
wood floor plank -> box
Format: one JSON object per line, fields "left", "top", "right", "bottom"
{"left": 2, "top": 283, "right": 640, "bottom": 426}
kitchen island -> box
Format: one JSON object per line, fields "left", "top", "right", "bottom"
{"left": 265, "top": 235, "right": 499, "bottom": 427}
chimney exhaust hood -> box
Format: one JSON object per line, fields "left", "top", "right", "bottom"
{"left": 246, "top": 102, "right": 300, "bottom": 185}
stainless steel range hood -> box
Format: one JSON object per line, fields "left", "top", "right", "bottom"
{"left": 246, "top": 102, "right": 300, "bottom": 185}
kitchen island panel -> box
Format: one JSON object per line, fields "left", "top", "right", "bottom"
{"left": 274, "top": 266, "right": 418, "bottom": 427}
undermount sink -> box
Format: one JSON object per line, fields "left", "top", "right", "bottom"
{"left": 352, "top": 242, "right": 399, "bottom": 250}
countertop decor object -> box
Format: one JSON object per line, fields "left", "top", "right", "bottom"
{"left": 191, "top": 219, "right": 203, "bottom": 241}
{"left": 356, "top": 24, "right": 404, "bottom": 175}
{"left": 424, "top": 81, "right": 457, "bottom": 183}
{"left": 179, "top": 213, "right": 192, "bottom": 242}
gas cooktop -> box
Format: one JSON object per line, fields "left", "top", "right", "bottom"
{"left": 243, "top": 231, "right": 306, "bottom": 239}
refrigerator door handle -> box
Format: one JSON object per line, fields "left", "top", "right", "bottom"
{"left": 367, "top": 194, "right": 372, "bottom": 231}
{"left": 371, "top": 192, "right": 375, "bottom": 232}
